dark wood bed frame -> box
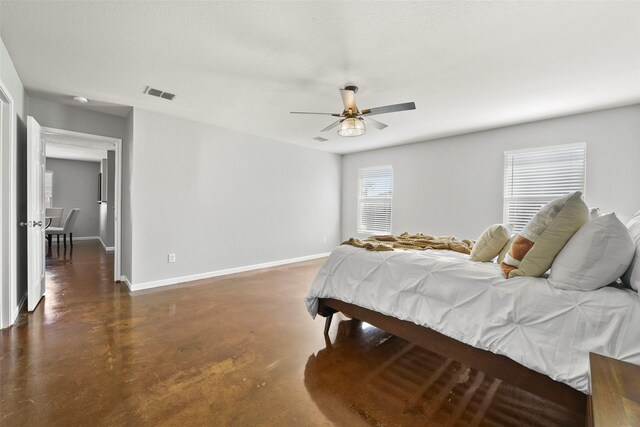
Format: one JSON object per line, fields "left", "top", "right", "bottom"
{"left": 318, "top": 297, "right": 587, "bottom": 415}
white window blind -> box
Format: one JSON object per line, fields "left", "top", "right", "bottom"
{"left": 358, "top": 166, "right": 393, "bottom": 234}
{"left": 504, "top": 143, "right": 586, "bottom": 233}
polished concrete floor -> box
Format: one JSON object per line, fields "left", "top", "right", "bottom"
{"left": 1, "top": 241, "right": 582, "bottom": 426}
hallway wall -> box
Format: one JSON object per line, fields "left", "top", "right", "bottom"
{"left": 46, "top": 158, "right": 101, "bottom": 239}
{"left": 27, "top": 97, "right": 128, "bottom": 140}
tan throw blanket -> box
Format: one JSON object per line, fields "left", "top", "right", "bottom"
{"left": 342, "top": 232, "right": 475, "bottom": 254}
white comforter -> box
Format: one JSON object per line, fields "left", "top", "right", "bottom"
{"left": 305, "top": 245, "right": 640, "bottom": 393}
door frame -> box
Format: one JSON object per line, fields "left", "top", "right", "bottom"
{"left": 0, "top": 79, "right": 17, "bottom": 328}
{"left": 41, "top": 127, "right": 123, "bottom": 281}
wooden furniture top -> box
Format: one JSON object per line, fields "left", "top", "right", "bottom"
{"left": 590, "top": 352, "right": 640, "bottom": 426}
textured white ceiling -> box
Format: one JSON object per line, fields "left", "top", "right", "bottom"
{"left": 2, "top": 1, "right": 640, "bottom": 154}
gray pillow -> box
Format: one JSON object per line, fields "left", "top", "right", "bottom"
{"left": 501, "top": 191, "right": 588, "bottom": 278}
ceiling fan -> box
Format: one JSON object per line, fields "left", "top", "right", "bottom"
{"left": 291, "top": 85, "right": 416, "bottom": 137}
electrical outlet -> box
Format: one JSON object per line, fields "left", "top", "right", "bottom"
{"left": 323, "top": 236, "right": 327, "bottom": 244}
{"left": 168, "top": 253, "right": 176, "bottom": 263}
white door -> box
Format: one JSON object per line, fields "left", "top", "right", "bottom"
{"left": 26, "top": 116, "right": 45, "bottom": 311}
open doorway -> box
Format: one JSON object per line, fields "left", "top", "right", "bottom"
{"left": 42, "top": 127, "right": 122, "bottom": 282}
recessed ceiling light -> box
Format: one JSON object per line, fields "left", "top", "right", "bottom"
{"left": 73, "top": 96, "right": 89, "bottom": 104}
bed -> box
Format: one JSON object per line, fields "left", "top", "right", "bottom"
{"left": 305, "top": 245, "right": 640, "bottom": 414}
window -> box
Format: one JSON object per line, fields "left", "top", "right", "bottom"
{"left": 44, "top": 170, "right": 53, "bottom": 208}
{"left": 358, "top": 166, "right": 393, "bottom": 234}
{"left": 504, "top": 143, "right": 586, "bottom": 232}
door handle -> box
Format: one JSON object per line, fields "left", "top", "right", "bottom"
{"left": 19, "top": 221, "right": 42, "bottom": 227}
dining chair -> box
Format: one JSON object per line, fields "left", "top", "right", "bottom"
{"left": 45, "top": 207, "right": 64, "bottom": 227}
{"left": 46, "top": 208, "right": 81, "bottom": 249}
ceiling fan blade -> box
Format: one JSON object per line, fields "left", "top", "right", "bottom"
{"left": 290, "top": 111, "right": 342, "bottom": 116}
{"left": 340, "top": 89, "right": 358, "bottom": 113}
{"left": 361, "top": 102, "right": 416, "bottom": 117}
{"left": 320, "top": 120, "right": 342, "bottom": 132}
{"left": 364, "top": 117, "right": 388, "bottom": 130}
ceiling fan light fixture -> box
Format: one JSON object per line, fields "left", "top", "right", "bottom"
{"left": 338, "top": 117, "right": 365, "bottom": 137}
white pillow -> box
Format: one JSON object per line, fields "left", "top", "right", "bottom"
{"left": 549, "top": 213, "right": 634, "bottom": 291}
{"left": 622, "top": 210, "right": 640, "bottom": 292}
{"left": 470, "top": 224, "right": 512, "bottom": 262}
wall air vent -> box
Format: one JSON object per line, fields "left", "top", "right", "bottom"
{"left": 144, "top": 86, "right": 176, "bottom": 101}
{"left": 312, "top": 136, "right": 328, "bottom": 142}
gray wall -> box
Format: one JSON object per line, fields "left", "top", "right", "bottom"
{"left": 127, "top": 109, "right": 342, "bottom": 285}
{"left": 343, "top": 104, "right": 640, "bottom": 240}
{"left": 99, "top": 151, "right": 115, "bottom": 248}
{"left": 46, "top": 158, "right": 100, "bottom": 238}
{"left": 0, "top": 36, "right": 27, "bottom": 327}
{"left": 27, "top": 97, "right": 127, "bottom": 140}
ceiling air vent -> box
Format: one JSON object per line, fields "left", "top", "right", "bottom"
{"left": 144, "top": 86, "right": 176, "bottom": 101}
{"left": 312, "top": 136, "right": 328, "bottom": 142}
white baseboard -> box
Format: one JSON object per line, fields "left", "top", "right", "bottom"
{"left": 49, "top": 235, "right": 100, "bottom": 245}
{"left": 99, "top": 237, "right": 115, "bottom": 252}
{"left": 12, "top": 292, "right": 26, "bottom": 324}
{"left": 120, "top": 275, "right": 133, "bottom": 291}
{"left": 127, "top": 252, "right": 330, "bottom": 292}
